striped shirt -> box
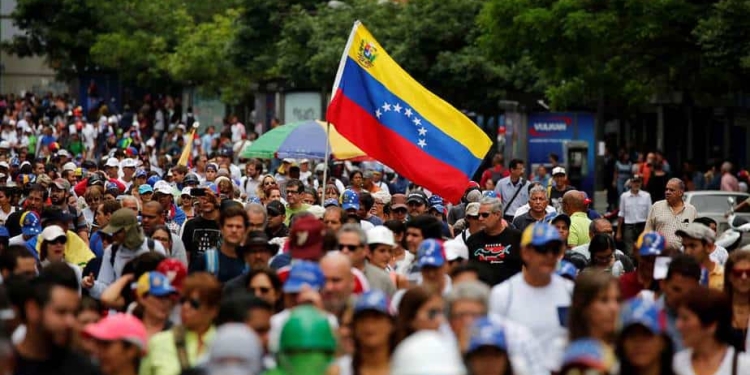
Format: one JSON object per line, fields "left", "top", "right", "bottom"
{"left": 644, "top": 200, "right": 697, "bottom": 250}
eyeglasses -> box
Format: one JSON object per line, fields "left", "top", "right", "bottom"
{"left": 426, "top": 308, "right": 443, "bottom": 320}
{"left": 393, "top": 208, "right": 407, "bottom": 214}
{"left": 408, "top": 201, "right": 424, "bottom": 207}
{"left": 251, "top": 287, "right": 271, "bottom": 295}
{"left": 732, "top": 268, "right": 750, "bottom": 278}
{"left": 263, "top": 181, "right": 276, "bottom": 186}
{"left": 180, "top": 297, "right": 201, "bottom": 310}
{"left": 532, "top": 243, "right": 564, "bottom": 255}
{"left": 286, "top": 190, "right": 299, "bottom": 195}
{"left": 478, "top": 212, "right": 492, "bottom": 218}
{"left": 466, "top": 215, "right": 479, "bottom": 220}
{"left": 592, "top": 253, "right": 615, "bottom": 264}
{"left": 339, "top": 244, "right": 360, "bottom": 252}
{"left": 47, "top": 237, "right": 67, "bottom": 245}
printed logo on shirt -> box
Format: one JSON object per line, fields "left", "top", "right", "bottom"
{"left": 473, "top": 244, "right": 511, "bottom": 263}
{"left": 192, "top": 229, "right": 221, "bottom": 256}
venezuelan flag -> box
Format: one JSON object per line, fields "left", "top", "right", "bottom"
{"left": 327, "top": 21, "right": 492, "bottom": 203}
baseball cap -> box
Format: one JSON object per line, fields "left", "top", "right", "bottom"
{"left": 266, "top": 200, "right": 286, "bottom": 217}
{"left": 467, "top": 317, "right": 507, "bottom": 354}
{"left": 138, "top": 184, "right": 153, "bottom": 195}
{"left": 637, "top": 231, "right": 665, "bottom": 257}
{"left": 416, "top": 239, "right": 446, "bottom": 268}
{"left": 40, "top": 226, "right": 66, "bottom": 242}
{"left": 428, "top": 195, "right": 444, "bottom": 207}
{"left": 21, "top": 212, "right": 42, "bottom": 236}
{"left": 282, "top": 158, "right": 295, "bottom": 164}
{"left": 367, "top": 226, "right": 395, "bottom": 247}
{"left": 676, "top": 223, "right": 716, "bottom": 244}
{"left": 556, "top": 260, "right": 579, "bottom": 279}
{"left": 51, "top": 178, "right": 70, "bottom": 191}
{"left": 323, "top": 198, "right": 339, "bottom": 208}
{"left": 136, "top": 272, "right": 178, "bottom": 299}
{"left": 550, "top": 213, "right": 571, "bottom": 227}
{"left": 57, "top": 150, "right": 71, "bottom": 158}
{"left": 181, "top": 187, "right": 192, "bottom": 197}
{"left": 208, "top": 324, "right": 263, "bottom": 375}
{"left": 135, "top": 169, "right": 148, "bottom": 178}
{"left": 482, "top": 190, "right": 498, "bottom": 199}
{"left": 341, "top": 189, "right": 360, "bottom": 211}
{"left": 407, "top": 191, "right": 428, "bottom": 205}
{"left": 631, "top": 174, "right": 643, "bottom": 182}
{"left": 153, "top": 181, "right": 173, "bottom": 195}
{"left": 83, "top": 314, "right": 148, "bottom": 353}
{"left": 620, "top": 297, "right": 666, "bottom": 334}
{"left": 552, "top": 167, "right": 567, "bottom": 176}
{"left": 354, "top": 290, "right": 390, "bottom": 316}
{"left": 288, "top": 215, "right": 325, "bottom": 260}
{"left": 562, "top": 338, "right": 612, "bottom": 371}
{"left": 391, "top": 194, "right": 407, "bottom": 210}
{"left": 283, "top": 261, "right": 325, "bottom": 293}
{"left": 521, "top": 222, "right": 563, "bottom": 247}
{"left": 444, "top": 238, "right": 469, "bottom": 262}
{"left": 157, "top": 259, "right": 188, "bottom": 291}
{"left": 101, "top": 208, "right": 138, "bottom": 235}
{"left": 62, "top": 162, "right": 77, "bottom": 172}
{"left": 429, "top": 204, "right": 446, "bottom": 214}
{"left": 465, "top": 202, "right": 480, "bottom": 217}
{"left": 105, "top": 158, "right": 120, "bottom": 168}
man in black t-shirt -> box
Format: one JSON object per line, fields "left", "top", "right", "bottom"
{"left": 465, "top": 197, "right": 522, "bottom": 286}
{"left": 182, "top": 188, "right": 221, "bottom": 267}
{"left": 14, "top": 263, "right": 101, "bottom": 375}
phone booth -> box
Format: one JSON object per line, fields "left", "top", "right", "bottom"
{"left": 563, "top": 141, "right": 589, "bottom": 190}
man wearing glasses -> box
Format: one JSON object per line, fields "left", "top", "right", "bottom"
{"left": 465, "top": 197, "right": 522, "bottom": 287}
{"left": 283, "top": 179, "right": 309, "bottom": 226}
{"left": 488, "top": 222, "right": 573, "bottom": 373}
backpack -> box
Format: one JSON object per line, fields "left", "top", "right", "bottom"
{"left": 109, "top": 238, "right": 156, "bottom": 268}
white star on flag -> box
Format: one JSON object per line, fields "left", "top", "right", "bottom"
{"left": 382, "top": 102, "right": 392, "bottom": 112}
{"left": 418, "top": 139, "right": 427, "bottom": 148}
{"left": 404, "top": 108, "right": 413, "bottom": 118}
{"left": 393, "top": 103, "right": 402, "bottom": 113}
{"left": 418, "top": 127, "right": 427, "bottom": 136}
{"left": 375, "top": 109, "right": 382, "bottom": 119}
{"left": 413, "top": 118, "right": 422, "bottom": 126}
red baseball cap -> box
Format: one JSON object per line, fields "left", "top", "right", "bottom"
{"left": 83, "top": 314, "right": 148, "bottom": 353}
{"left": 289, "top": 215, "right": 325, "bottom": 261}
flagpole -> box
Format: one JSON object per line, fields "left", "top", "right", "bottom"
{"left": 321, "top": 121, "right": 332, "bottom": 192}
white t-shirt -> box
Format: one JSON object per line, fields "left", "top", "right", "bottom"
{"left": 488, "top": 273, "right": 573, "bottom": 372}
{"left": 710, "top": 245, "right": 729, "bottom": 267}
{"left": 673, "top": 346, "right": 750, "bottom": 375}
{"left": 0, "top": 206, "right": 16, "bottom": 226}
{"left": 512, "top": 204, "right": 557, "bottom": 220}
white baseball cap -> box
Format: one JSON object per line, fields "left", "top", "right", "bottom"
{"left": 57, "top": 150, "right": 71, "bottom": 158}
{"left": 0, "top": 161, "right": 8, "bottom": 169}
{"left": 62, "top": 162, "right": 77, "bottom": 172}
{"left": 121, "top": 158, "right": 137, "bottom": 168}
{"left": 105, "top": 158, "right": 120, "bottom": 168}
{"left": 552, "top": 167, "right": 567, "bottom": 176}
{"left": 367, "top": 226, "right": 395, "bottom": 247}
{"left": 181, "top": 187, "right": 192, "bottom": 196}
{"left": 153, "top": 181, "right": 173, "bottom": 195}
{"left": 444, "top": 239, "right": 469, "bottom": 262}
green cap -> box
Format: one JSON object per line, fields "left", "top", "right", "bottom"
{"left": 101, "top": 208, "right": 138, "bottom": 235}
{"left": 279, "top": 305, "right": 336, "bottom": 352}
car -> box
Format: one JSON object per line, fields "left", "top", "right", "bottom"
{"left": 683, "top": 191, "right": 750, "bottom": 234}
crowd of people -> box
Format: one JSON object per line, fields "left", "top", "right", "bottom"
{"left": 0, "top": 92, "right": 748, "bottom": 375}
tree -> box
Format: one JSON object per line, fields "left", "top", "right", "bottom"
{"left": 695, "top": 0, "right": 750, "bottom": 93}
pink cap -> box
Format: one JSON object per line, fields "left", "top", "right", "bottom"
{"left": 83, "top": 313, "right": 148, "bottom": 353}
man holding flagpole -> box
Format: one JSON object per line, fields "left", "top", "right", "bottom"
{"left": 326, "top": 21, "right": 492, "bottom": 204}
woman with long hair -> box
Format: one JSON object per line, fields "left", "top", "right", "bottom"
{"left": 673, "top": 287, "right": 750, "bottom": 374}
{"left": 324, "top": 184, "right": 341, "bottom": 202}
{"left": 337, "top": 290, "right": 395, "bottom": 375}
{"left": 394, "top": 286, "right": 444, "bottom": 345}
{"left": 567, "top": 271, "right": 620, "bottom": 374}
{"left": 724, "top": 250, "right": 750, "bottom": 351}
{"left": 256, "top": 174, "right": 278, "bottom": 202}
{"left": 616, "top": 298, "right": 675, "bottom": 375}
{"left": 349, "top": 170, "right": 364, "bottom": 193}
{"left": 247, "top": 268, "right": 283, "bottom": 313}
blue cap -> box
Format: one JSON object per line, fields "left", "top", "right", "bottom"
{"left": 482, "top": 190, "right": 497, "bottom": 198}
{"left": 556, "top": 260, "right": 578, "bottom": 279}
{"left": 430, "top": 204, "right": 446, "bottom": 214}
{"left": 428, "top": 195, "right": 444, "bottom": 207}
{"left": 467, "top": 317, "right": 507, "bottom": 353}
{"left": 354, "top": 290, "right": 390, "bottom": 316}
{"left": 620, "top": 298, "right": 665, "bottom": 334}
{"left": 341, "top": 189, "right": 360, "bottom": 211}
{"left": 247, "top": 196, "right": 261, "bottom": 204}
{"left": 201, "top": 182, "right": 218, "bottom": 194}
{"left": 323, "top": 198, "right": 340, "bottom": 208}
{"left": 637, "top": 232, "right": 665, "bottom": 257}
{"left": 138, "top": 184, "right": 153, "bottom": 195}
{"left": 0, "top": 226, "right": 8, "bottom": 238}
{"left": 416, "top": 239, "right": 446, "bottom": 268}
{"left": 147, "top": 175, "right": 162, "bottom": 187}
{"left": 105, "top": 181, "right": 118, "bottom": 191}
{"left": 136, "top": 271, "right": 177, "bottom": 298}
{"left": 135, "top": 169, "right": 148, "bottom": 178}
{"left": 283, "top": 261, "right": 325, "bottom": 293}
{"left": 21, "top": 211, "right": 42, "bottom": 236}
{"left": 521, "top": 222, "right": 562, "bottom": 247}
{"left": 562, "top": 338, "right": 610, "bottom": 371}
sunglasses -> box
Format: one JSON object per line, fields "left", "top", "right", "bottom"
{"left": 732, "top": 268, "right": 750, "bottom": 278}
{"left": 393, "top": 208, "right": 408, "bottom": 214}
{"left": 180, "top": 297, "right": 201, "bottom": 310}
{"left": 478, "top": 212, "right": 492, "bottom": 218}
{"left": 47, "top": 237, "right": 67, "bottom": 245}
{"left": 251, "top": 287, "right": 271, "bottom": 295}
{"left": 339, "top": 244, "right": 360, "bottom": 252}
{"left": 532, "top": 243, "right": 564, "bottom": 255}
{"left": 263, "top": 181, "right": 277, "bottom": 186}
{"left": 286, "top": 190, "right": 299, "bottom": 195}
{"left": 466, "top": 215, "right": 479, "bottom": 220}
{"left": 408, "top": 201, "right": 424, "bottom": 207}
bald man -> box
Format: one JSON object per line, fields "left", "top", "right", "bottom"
{"left": 645, "top": 178, "right": 696, "bottom": 252}
{"left": 320, "top": 252, "right": 355, "bottom": 317}
{"left": 563, "top": 190, "right": 592, "bottom": 247}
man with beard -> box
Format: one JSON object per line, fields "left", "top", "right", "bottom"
{"left": 14, "top": 263, "right": 101, "bottom": 375}
{"left": 319, "top": 252, "right": 355, "bottom": 319}
{"left": 181, "top": 187, "right": 221, "bottom": 266}
{"left": 49, "top": 178, "right": 88, "bottom": 242}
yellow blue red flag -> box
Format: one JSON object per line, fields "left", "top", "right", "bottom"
{"left": 326, "top": 21, "right": 492, "bottom": 203}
